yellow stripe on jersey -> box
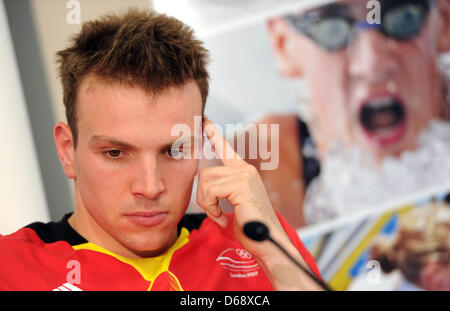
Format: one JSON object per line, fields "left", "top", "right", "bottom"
{"left": 73, "top": 227, "right": 190, "bottom": 289}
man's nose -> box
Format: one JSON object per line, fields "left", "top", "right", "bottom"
{"left": 131, "top": 157, "right": 166, "bottom": 200}
{"left": 347, "top": 29, "right": 399, "bottom": 84}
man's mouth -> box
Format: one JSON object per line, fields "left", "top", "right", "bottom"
{"left": 124, "top": 211, "right": 168, "bottom": 227}
{"left": 359, "top": 96, "right": 407, "bottom": 147}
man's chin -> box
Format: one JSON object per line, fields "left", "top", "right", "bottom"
{"left": 118, "top": 226, "right": 179, "bottom": 257}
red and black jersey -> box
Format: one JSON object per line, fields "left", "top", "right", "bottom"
{"left": 0, "top": 212, "right": 320, "bottom": 291}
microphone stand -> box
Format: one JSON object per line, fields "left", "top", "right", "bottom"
{"left": 244, "top": 221, "right": 332, "bottom": 291}
{"left": 267, "top": 236, "right": 331, "bottom": 291}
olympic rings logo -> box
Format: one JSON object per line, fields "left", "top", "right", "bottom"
{"left": 235, "top": 248, "right": 252, "bottom": 259}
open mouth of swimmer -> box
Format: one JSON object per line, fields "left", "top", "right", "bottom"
{"left": 359, "top": 96, "right": 407, "bottom": 146}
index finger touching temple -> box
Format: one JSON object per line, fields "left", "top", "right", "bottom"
{"left": 202, "top": 116, "right": 244, "bottom": 166}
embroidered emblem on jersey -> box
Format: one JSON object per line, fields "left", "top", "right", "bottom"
{"left": 216, "top": 248, "right": 260, "bottom": 278}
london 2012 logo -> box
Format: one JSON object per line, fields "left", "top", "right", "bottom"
{"left": 216, "top": 248, "right": 260, "bottom": 278}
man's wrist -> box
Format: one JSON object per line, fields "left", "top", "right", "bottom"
{"left": 255, "top": 232, "right": 322, "bottom": 291}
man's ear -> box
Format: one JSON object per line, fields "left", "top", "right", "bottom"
{"left": 54, "top": 122, "right": 76, "bottom": 179}
{"left": 436, "top": 0, "right": 450, "bottom": 53}
{"left": 266, "top": 17, "right": 303, "bottom": 78}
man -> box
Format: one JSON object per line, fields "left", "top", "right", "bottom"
{"left": 0, "top": 9, "right": 320, "bottom": 291}
{"left": 245, "top": 0, "right": 450, "bottom": 227}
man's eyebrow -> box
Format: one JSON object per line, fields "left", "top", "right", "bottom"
{"left": 161, "top": 135, "right": 198, "bottom": 150}
{"left": 89, "top": 134, "right": 200, "bottom": 150}
{"left": 89, "top": 135, "right": 137, "bottom": 149}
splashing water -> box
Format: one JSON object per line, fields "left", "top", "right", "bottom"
{"left": 304, "top": 119, "right": 450, "bottom": 224}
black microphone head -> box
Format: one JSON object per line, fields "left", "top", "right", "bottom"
{"left": 243, "top": 221, "right": 269, "bottom": 242}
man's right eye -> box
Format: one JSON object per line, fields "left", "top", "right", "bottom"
{"left": 104, "top": 150, "right": 123, "bottom": 160}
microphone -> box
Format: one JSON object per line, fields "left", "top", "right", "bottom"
{"left": 243, "top": 221, "right": 331, "bottom": 291}
{"left": 243, "top": 221, "right": 270, "bottom": 241}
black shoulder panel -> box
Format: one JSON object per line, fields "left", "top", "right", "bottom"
{"left": 25, "top": 213, "right": 87, "bottom": 246}
{"left": 177, "top": 213, "right": 207, "bottom": 233}
{"left": 26, "top": 212, "right": 207, "bottom": 245}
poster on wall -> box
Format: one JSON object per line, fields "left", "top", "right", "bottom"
{"left": 154, "top": 0, "right": 450, "bottom": 290}
{"left": 299, "top": 187, "right": 450, "bottom": 291}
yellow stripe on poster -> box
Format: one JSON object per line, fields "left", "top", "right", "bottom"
{"left": 328, "top": 205, "right": 413, "bottom": 290}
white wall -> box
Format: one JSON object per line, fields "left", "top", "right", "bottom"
{"left": 0, "top": 0, "right": 49, "bottom": 234}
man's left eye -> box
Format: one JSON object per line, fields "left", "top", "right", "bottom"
{"left": 166, "top": 148, "right": 181, "bottom": 158}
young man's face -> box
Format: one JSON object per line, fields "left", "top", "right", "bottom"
{"left": 57, "top": 75, "right": 202, "bottom": 257}
{"left": 269, "top": 0, "right": 447, "bottom": 159}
